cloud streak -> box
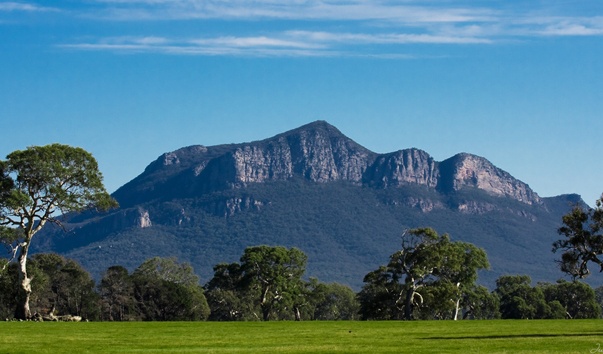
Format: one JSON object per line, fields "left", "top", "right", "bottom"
{"left": 90, "top": 0, "right": 496, "bottom": 23}
{"left": 13, "top": 1, "right": 603, "bottom": 57}
{"left": 61, "top": 28, "right": 495, "bottom": 58}
{"left": 0, "top": 2, "right": 58, "bottom": 12}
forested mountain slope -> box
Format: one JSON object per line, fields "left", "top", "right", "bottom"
{"left": 33, "top": 121, "right": 586, "bottom": 289}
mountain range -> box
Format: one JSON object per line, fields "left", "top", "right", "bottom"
{"left": 34, "top": 121, "right": 588, "bottom": 289}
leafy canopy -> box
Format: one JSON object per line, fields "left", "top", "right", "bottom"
{"left": 0, "top": 143, "right": 117, "bottom": 233}
{"left": 0, "top": 144, "right": 117, "bottom": 319}
{"left": 359, "top": 228, "right": 489, "bottom": 320}
{"left": 553, "top": 195, "right": 603, "bottom": 279}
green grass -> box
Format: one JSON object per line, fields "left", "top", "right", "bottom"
{"left": 0, "top": 320, "right": 602, "bottom": 353}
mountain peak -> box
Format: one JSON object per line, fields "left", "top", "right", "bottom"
{"left": 438, "top": 152, "right": 541, "bottom": 204}
{"left": 114, "top": 121, "right": 542, "bottom": 207}
{"left": 228, "top": 120, "right": 375, "bottom": 185}
{"left": 272, "top": 120, "right": 357, "bottom": 146}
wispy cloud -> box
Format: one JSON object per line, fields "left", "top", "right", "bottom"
{"left": 536, "top": 17, "right": 603, "bottom": 36}
{"left": 61, "top": 27, "right": 494, "bottom": 58}
{"left": 0, "top": 1, "right": 57, "bottom": 12}
{"left": 37, "top": 1, "right": 603, "bottom": 57}
{"left": 286, "top": 30, "right": 492, "bottom": 45}
{"left": 89, "top": 0, "right": 497, "bottom": 24}
{"left": 61, "top": 35, "right": 335, "bottom": 57}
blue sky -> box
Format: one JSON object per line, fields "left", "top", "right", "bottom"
{"left": 1, "top": 1, "right": 602, "bottom": 205}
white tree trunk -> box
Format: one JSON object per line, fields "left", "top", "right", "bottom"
{"left": 453, "top": 282, "right": 461, "bottom": 321}
{"left": 16, "top": 242, "right": 32, "bottom": 319}
{"left": 453, "top": 298, "right": 461, "bottom": 321}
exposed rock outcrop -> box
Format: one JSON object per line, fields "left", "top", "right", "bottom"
{"left": 113, "top": 121, "right": 541, "bottom": 209}
{"left": 366, "top": 148, "right": 439, "bottom": 188}
{"left": 438, "top": 153, "right": 541, "bottom": 205}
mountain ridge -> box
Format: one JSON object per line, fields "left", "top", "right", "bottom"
{"left": 33, "top": 120, "right": 588, "bottom": 289}
{"left": 113, "top": 120, "right": 543, "bottom": 208}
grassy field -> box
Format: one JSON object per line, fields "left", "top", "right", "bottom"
{"left": 0, "top": 320, "right": 602, "bottom": 353}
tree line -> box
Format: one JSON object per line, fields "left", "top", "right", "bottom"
{"left": 0, "top": 241, "right": 601, "bottom": 321}
{"left": 2, "top": 144, "right": 603, "bottom": 321}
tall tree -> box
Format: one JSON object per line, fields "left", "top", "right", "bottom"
{"left": 240, "top": 246, "right": 307, "bottom": 321}
{"left": 389, "top": 228, "right": 446, "bottom": 320}
{"left": 0, "top": 144, "right": 117, "bottom": 319}
{"left": 205, "top": 262, "right": 254, "bottom": 321}
{"left": 131, "top": 257, "right": 210, "bottom": 321}
{"left": 460, "top": 285, "right": 501, "bottom": 320}
{"left": 494, "top": 275, "right": 559, "bottom": 319}
{"left": 98, "top": 266, "right": 135, "bottom": 321}
{"left": 538, "top": 280, "right": 601, "bottom": 319}
{"left": 359, "top": 228, "right": 489, "bottom": 320}
{"left": 305, "top": 279, "right": 360, "bottom": 320}
{"left": 436, "top": 240, "right": 490, "bottom": 320}
{"left": 358, "top": 265, "right": 404, "bottom": 320}
{"left": 552, "top": 195, "right": 603, "bottom": 279}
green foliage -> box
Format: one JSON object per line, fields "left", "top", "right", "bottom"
{"left": 359, "top": 228, "right": 489, "bottom": 320}
{"left": 205, "top": 245, "right": 308, "bottom": 321}
{"left": 205, "top": 246, "right": 358, "bottom": 321}
{"left": 29, "top": 253, "right": 99, "bottom": 319}
{"left": 97, "top": 258, "right": 211, "bottom": 321}
{"left": 495, "top": 275, "right": 544, "bottom": 319}
{"left": 357, "top": 266, "right": 404, "bottom": 320}
{"left": 240, "top": 245, "right": 307, "bottom": 321}
{"left": 492, "top": 275, "right": 601, "bottom": 319}
{"left": 0, "top": 144, "right": 117, "bottom": 319}
{"left": 131, "top": 257, "right": 210, "bottom": 321}
{"left": 0, "top": 262, "right": 18, "bottom": 319}
{"left": 133, "top": 257, "right": 200, "bottom": 287}
{"left": 304, "top": 279, "right": 360, "bottom": 320}
{"left": 461, "top": 285, "right": 501, "bottom": 319}
{"left": 538, "top": 279, "right": 601, "bottom": 319}
{"left": 0, "top": 254, "right": 98, "bottom": 320}
{"left": 98, "top": 266, "right": 136, "bottom": 321}
{"left": 553, "top": 194, "right": 603, "bottom": 279}
{"left": 132, "top": 277, "right": 209, "bottom": 321}
{"left": 595, "top": 285, "right": 603, "bottom": 318}
{"left": 205, "top": 262, "right": 257, "bottom": 321}
{"left": 1, "top": 144, "right": 118, "bottom": 220}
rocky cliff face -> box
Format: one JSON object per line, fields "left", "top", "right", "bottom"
{"left": 113, "top": 121, "right": 541, "bottom": 209}
{"left": 366, "top": 148, "right": 439, "bottom": 188}
{"left": 225, "top": 121, "right": 375, "bottom": 186}
{"left": 438, "top": 153, "right": 541, "bottom": 205}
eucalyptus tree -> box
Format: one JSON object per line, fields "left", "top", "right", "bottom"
{"left": 538, "top": 280, "right": 601, "bottom": 319}
{"left": 205, "top": 262, "right": 252, "bottom": 321}
{"left": 460, "top": 285, "right": 501, "bottom": 320}
{"left": 98, "top": 266, "right": 135, "bottom": 321}
{"left": 205, "top": 246, "right": 308, "bottom": 321}
{"left": 0, "top": 144, "right": 117, "bottom": 319}
{"left": 389, "top": 228, "right": 446, "bottom": 320}
{"left": 436, "top": 240, "right": 490, "bottom": 320}
{"left": 131, "top": 257, "right": 210, "bottom": 321}
{"left": 552, "top": 195, "right": 603, "bottom": 279}
{"left": 359, "top": 228, "right": 489, "bottom": 320}
{"left": 240, "top": 245, "right": 308, "bottom": 321}
{"left": 494, "top": 275, "right": 559, "bottom": 319}
{"left": 305, "top": 279, "right": 360, "bottom": 320}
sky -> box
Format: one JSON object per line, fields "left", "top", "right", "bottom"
{"left": 1, "top": 0, "right": 602, "bottom": 205}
